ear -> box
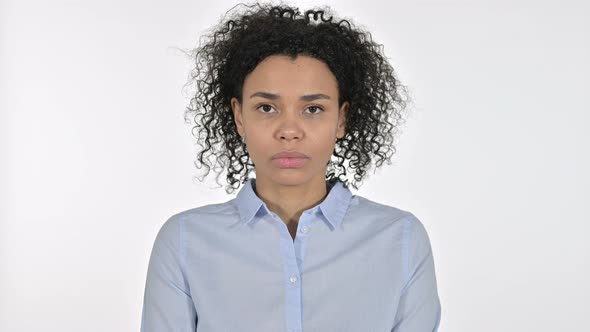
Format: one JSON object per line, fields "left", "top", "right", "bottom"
{"left": 231, "top": 97, "right": 245, "bottom": 137}
{"left": 336, "top": 101, "right": 348, "bottom": 139}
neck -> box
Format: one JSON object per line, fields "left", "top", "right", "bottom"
{"left": 253, "top": 176, "right": 328, "bottom": 226}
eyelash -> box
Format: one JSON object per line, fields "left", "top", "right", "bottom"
{"left": 255, "top": 104, "right": 324, "bottom": 115}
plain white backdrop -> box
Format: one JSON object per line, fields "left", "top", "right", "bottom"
{"left": 1, "top": 0, "right": 588, "bottom": 331}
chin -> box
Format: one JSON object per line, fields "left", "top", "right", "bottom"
{"left": 271, "top": 174, "right": 310, "bottom": 185}
{"left": 268, "top": 169, "right": 325, "bottom": 186}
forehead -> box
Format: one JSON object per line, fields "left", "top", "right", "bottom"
{"left": 242, "top": 55, "right": 338, "bottom": 96}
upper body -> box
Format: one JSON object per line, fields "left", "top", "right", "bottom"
{"left": 140, "top": 177, "right": 441, "bottom": 331}
{"left": 142, "top": 4, "right": 442, "bottom": 331}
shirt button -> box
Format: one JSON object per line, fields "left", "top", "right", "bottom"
{"left": 289, "top": 275, "right": 298, "bottom": 283}
{"left": 300, "top": 225, "right": 310, "bottom": 233}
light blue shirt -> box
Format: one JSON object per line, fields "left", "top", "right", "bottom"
{"left": 141, "top": 178, "right": 441, "bottom": 331}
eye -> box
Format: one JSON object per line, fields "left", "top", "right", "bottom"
{"left": 304, "top": 105, "right": 324, "bottom": 114}
{"left": 255, "top": 104, "right": 324, "bottom": 115}
{"left": 256, "top": 104, "right": 276, "bottom": 113}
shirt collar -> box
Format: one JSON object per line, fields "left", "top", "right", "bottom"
{"left": 234, "top": 177, "right": 352, "bottom": 229}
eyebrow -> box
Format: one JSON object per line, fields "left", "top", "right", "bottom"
{"left": 249, "top": 92, "right": 331, "bottom": 102}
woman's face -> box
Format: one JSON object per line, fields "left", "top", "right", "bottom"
{"left": 231, "top": 54, "right": 348, "bottom": 187}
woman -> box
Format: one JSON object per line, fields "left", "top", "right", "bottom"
{"left": 141, "top": 2, "right": 441, "bottom": 331}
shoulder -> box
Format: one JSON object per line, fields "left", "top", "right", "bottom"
{"left": 349, "top": 194, "right": 415, "bottom": 225}
{"left": 170, "top": 198, "right": 238, "bottom": 224}
{"left": 155, "top": 199, "right": 238, "bottom": 238}
{"left": 348, "top": 194, "right": 431, "bottom": 240}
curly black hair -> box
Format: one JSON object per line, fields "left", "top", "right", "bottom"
{"left": 182, "top": 1, "right": 411, "bottom": 194}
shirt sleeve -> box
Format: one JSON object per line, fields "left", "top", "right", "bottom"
{"left": 140, "top": 215, "right": 197, "bottom": 332}
{"left": 391, "top": 213, "right": 442, "bottom": 332}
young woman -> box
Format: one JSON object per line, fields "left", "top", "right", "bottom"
{"left": 141, "top": 2, "right": 441, "bottom": 331}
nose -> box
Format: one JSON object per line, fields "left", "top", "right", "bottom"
{"left": 275, "top": 110, "right": 303, "bottom": 141}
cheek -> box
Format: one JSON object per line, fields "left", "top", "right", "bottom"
{"left": 243, "top": 129, "right": 268, "bottom": 155}
{"left": 312, "top": 132, "right": 338, "bottom": 154}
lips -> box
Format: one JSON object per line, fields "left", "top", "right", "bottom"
{"left": 271, "top": 151, "right": 309, "bottom": 159}
{"left": 271, "top": 150, "right": 309, "bottom": 169}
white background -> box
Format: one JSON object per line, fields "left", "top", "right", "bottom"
{"left": 1, "top": 0, "right": 588, "bottom": 331}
